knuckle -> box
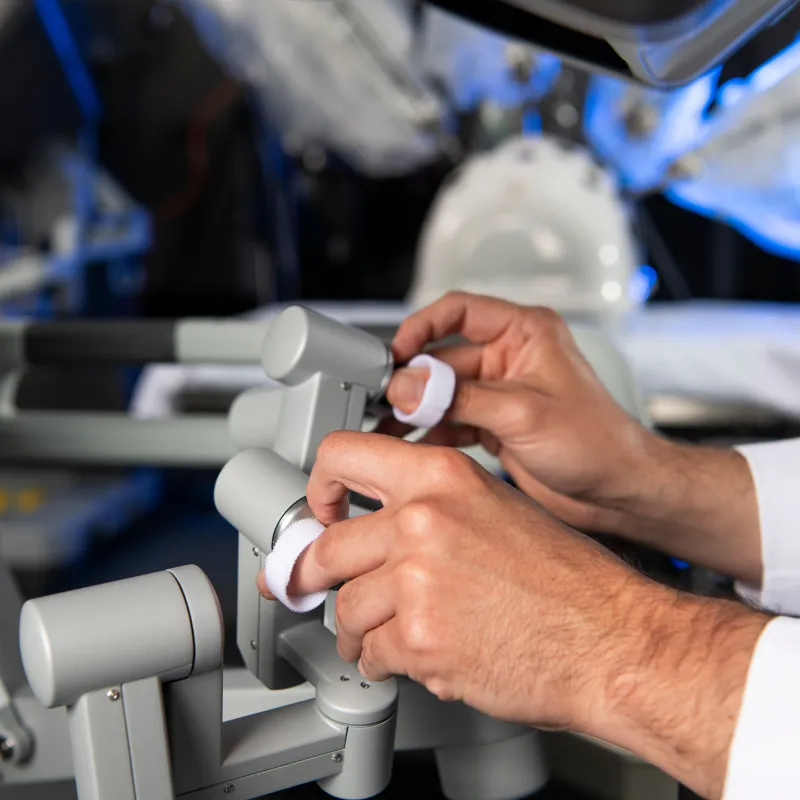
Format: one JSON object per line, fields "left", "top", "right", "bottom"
{"left": 360, "top": 633, "right": 380, "bottom": 673}
{"left": 316, "top": 431, "right": 347, "bottom": 462}
{"left": 396, "top": 558, "right": 434, "bottom": 594}
{"left": 532, "top": 305, "right": 565, "bottom": 329}
{"left": 313, "top": 532, "right": 338, "bottom": 571}
{"left": 397, "top": 502, "right": 440, "bottom": 543}
{"left": 425, "top": 679, "right": 456, "bottom": 703}
{"left": 398, "top": 613, "right": 438, "bottom": 656}
{"left": 523, "top": 306, "right": 566, "bottom": 341}
{"left": 506, "top": 393, "right": 543, "bottom": 432}
{"left": 427, "top": 448, "right": 470, "bottom": 489}
{"left": 334, "top": 583, "right": 356, "bottom": 628}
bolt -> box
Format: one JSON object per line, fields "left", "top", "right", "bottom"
{"left": 624, "top": 101, "right": 659, "bottom": 139}
{"left": 340, "top": 675, "right": 351, "bottom": 682}
{"left": 107, "top": 689, "right": 120, "bottom": 701}
{"left": 223, "top": 784, "right": 235, "bottom": 794}
{"left": 341, "top": 382, "right": 352, "bottom": 392}
{"left": 332, "top": 753, "right": 343, "bottom": 763}
{"left": 360, "top": 682, "right": 370, "bottom": 690}
{"left": 554, "top": 102, "right": 579, "bottom": 130}
{"left": 505, "top": 42, "right": 535, "bottom": 84}
{"left": 252, "top": 547, "right": 260, "bottom": 557}
{"left": 666, "top": 153, "right": 704, "bottom": 182}
{"left": 0, "top": 737, "right": 14, "bottom": 762}
{"left": 250, "top": 640, "right": 257, "bottom": 650}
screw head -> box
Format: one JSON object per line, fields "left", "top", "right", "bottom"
{"left": 252, "top": 547, "right": 260, "bottom": 557}
{"left": 341, "top": 382, "right": 352, "bottom": 392}
{"left": 250, "top": 640, "right": 257, "bottom": 650}
{"left": 0, "top": 737, "right": 14, "bottom": 762}
{"left": 332, "top": 753, "right": 342, "bottom": 763}
{"left": 340, "top": 675, "right": 350, "bottom": 682}
{"left": 360, "top": 682, "right": 371, "bottom": 689}
{"left": 107, "top": 689, "right": 120, "bottom": 701}
{"left": 223, "top": 784, "right": 235, "bottom": 794}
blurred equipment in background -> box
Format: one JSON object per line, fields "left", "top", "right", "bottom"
{"left": 410, "top": 135, "right": 641, "bottom": 322}
{"left": 0, "top": 145, "right": 150, "bottom": 318}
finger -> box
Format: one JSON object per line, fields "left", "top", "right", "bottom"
{"left": 445, "top": 379, "right": 547, "bottom": 442}
{"left": 372, "top": 416, "right": 414, "bottom": 439}
{"left": 417, "top": 424, "right": 480, "bottom": 449}
{"left": 287, "top": 510, "right": 393, "bottom": 596}
{"left": 309, "top": 432, "right": 427, "bottom": 521}
{"left": 386, "top": 345, "right": 484, "bottom": 418}
{"left": 386, "top": 367, "right": 430, "bottom": 416}
{"left": 359, "top": 618, "right": 407, "bottom": 682}
{"left": 393, "top": 293, "right": 521, "bottom": 362}
{"left": 335, "top": 567, "right": 397, "bottom": 663}
{"left": 256, "top": 570, "right": 275, "bottom": 600}
{"left": 425, "top": 344, "right": 484, "bottom": 379}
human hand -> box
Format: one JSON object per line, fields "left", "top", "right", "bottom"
{"left": 382, "top": 292, "right": 653, "bottom": 531}
{"left": 257, "top": 431, "right": 768, "bottom": 800}
{"left": 382, "top": 292, "right": 761, "bottom": 584}
{"left": 260, "top": 430, "right": 641, "bottom": 729}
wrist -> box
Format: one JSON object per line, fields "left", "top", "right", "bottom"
{"left": 586, "top": 583, "right": 769, "bottom": 799}
{"left": 611, "top": 436, "right": 761, "bottom": 584}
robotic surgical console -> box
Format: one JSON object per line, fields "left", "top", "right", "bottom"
{"left": 8, "top": 0, "right": 799, "bottom": 797}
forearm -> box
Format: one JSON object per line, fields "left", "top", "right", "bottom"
{"left": 612, "top": 436, "right": 762, "bottom": 585}
{"left": 584, "top": 583, "right": 770, "bottom": 799}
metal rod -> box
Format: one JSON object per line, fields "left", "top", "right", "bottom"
{"left": 0, "top": 413, "right": 236, "bottom": 466}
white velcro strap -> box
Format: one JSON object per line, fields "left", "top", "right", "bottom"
{"left": 264, "top": 517, "right": 327, "bottom": 613}
{"left": 392, "top": 354, "right": 457, "bottom": 429}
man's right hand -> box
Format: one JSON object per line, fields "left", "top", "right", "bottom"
{"left": 383, "top": 292, "right": 762, "bottom": 586}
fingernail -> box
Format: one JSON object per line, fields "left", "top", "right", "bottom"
{"left": 388, "top": 368, "right": 428, "bottom": 413}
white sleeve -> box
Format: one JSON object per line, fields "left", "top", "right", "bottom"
{"left": 723, "top": 617, "right": 800, "bottom": 799}
{"left": 735, "top": 438, "right": 800, "bottom": 616}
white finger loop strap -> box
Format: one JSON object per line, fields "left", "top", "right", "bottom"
{"left": 264, "top": 518, "right": 327, "bottom": 613}
{"left": 392, "top": 355, "right": 456, "bottom": 429}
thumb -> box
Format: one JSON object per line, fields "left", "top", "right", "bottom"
{"left": 386, "top": 367, "right": 429, "bottom": 415}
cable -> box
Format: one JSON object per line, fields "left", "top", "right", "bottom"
{"left": 34, "top": 0, "right": 102, "bottom": 123}
{"left": 636, "top": 203, "right": 693, "bottom": 300}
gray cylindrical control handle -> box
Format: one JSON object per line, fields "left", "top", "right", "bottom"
{"left": 262, "top": 307, "right": 392, "bottom": 398}
{"left": 20, "top": 570, "right": 199, "bottom": 708}
{"left": 215, "top": 448, "right": 309, "bottom": 553}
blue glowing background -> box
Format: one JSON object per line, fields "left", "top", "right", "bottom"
{"left": 585, "top": 35, "right": 800, "bottom": 261}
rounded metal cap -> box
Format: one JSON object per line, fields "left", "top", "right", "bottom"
{"left": 19, "top": 601, "right": 56, "bottom": 708}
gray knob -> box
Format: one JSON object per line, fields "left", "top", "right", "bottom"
{"left": 215, "top": 448, "right": 309, "bottom": 554}
{"left": 262, "top": 307, "right": 392, "bottom": 399}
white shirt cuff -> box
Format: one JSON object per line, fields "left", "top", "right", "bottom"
{"left": 723, "top": 617, "right": 800, "bottom": 799}
{"left": 735, "top": 439, "right": 800, "bottom": 616}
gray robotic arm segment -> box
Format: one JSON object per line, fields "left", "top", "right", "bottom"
{"left": 18, "top": 567, "right": 222, "bottom": 709}
{"left": 262, "top": 306, "right": 393, "bottom": 399}
{"left": 18, "top": 566, "right": 399, "bottom": 800}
